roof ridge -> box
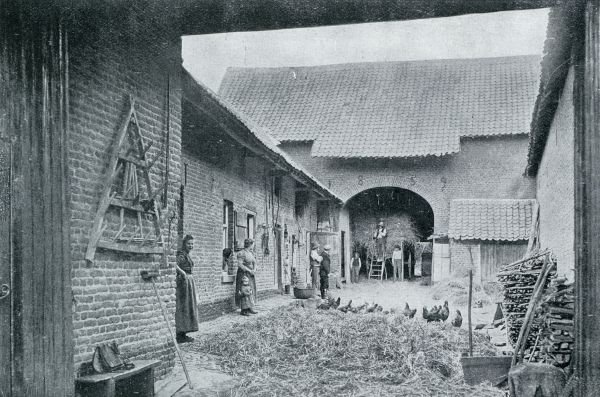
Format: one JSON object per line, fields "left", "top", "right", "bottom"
{"left": 222, "top": 54, "right": 541, "bottom": 76}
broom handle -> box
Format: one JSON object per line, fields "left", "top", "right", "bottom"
{"left": 468, "top": 269, "right": 473, "bottom": 357}
{"left": 151, "top": 278, "right": 193, "bottom": 389}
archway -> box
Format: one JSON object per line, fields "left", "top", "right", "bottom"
{"left": 345, "top": 187, "right": 434, "bottom": 280}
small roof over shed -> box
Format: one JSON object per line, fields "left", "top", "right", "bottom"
{"left": 448, "top": 199, "right": 536, "bottom": 241}
{"left": 219, "top": 55, "right": 541, "bottom": 159}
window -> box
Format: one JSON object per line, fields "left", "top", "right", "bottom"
{"left": 247, "top": 214, "right": 255, "bottom": 240}
{"left": 317, "top": 200, "right": 331, "bottom": 231}
{"left": 223, "top": 200, "right": 233, "bottom": 249}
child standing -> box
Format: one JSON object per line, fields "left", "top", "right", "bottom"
{"left": 238, "top": 275, "right": 255, "bottom": 316}
{"left": 392, "top": 244, "right": 403, "bottom": 282}
{"left": 350, "top": 251, "right": 361, "bottom": 284}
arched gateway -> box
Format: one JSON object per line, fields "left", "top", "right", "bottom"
{"left": 343, "top": 187, "right": 435, "bottom": 282}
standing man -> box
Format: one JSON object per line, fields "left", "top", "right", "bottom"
{"left": 373, "top": 221, "right": 388, "bottom": 262}
{"left": 350, "top": 251, "right": 361, "bottom": 284}
{"left": 320, "top": 244, "right": 332, "bottom": 299}
{"left": 392, "top": 244, "right": 403, "bottom": 282}
{"left": 310, "top": 242, "right": 322, "bottom": 290}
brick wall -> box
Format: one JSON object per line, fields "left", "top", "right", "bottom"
{"left": 536, "top": 66, "right": 575, "bottom": 279}
{"left": 68, "top": 7, "right": 182, "bottom": 377}
{"left": 281, "top": 136, "right": 536, "bottom": 235}
{"left": 181, "top": 112, "right": 318, "bottom": 310}
{"left": 281, "top": 137, "right": 535, "bottom": 270}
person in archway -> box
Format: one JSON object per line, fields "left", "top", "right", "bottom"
{"left": 350, "top": 251, "right": 361, "bottom": 284}
{"left": 310, "top": 242, "right": 322, "bottom": 290}
{"left": 320, "top": 244, "right": 332, "bottom": 299}
{"left": 236, "top": 238, "right": 258, "bottom": 315}
{"left": 373, "top": 221, "right": 387, "bottom": 262}
{"left": 175, "top": 234, "right": 199, "bottom": 343}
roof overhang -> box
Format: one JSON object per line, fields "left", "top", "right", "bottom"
{"left": 526, "top": 4, "right": 581, "bottom": 176}
{"left": 182, "top": 68, "right": 341, "bottom": 203}
{"left": 179, "top": 0, "right": 558, "bottom": 36}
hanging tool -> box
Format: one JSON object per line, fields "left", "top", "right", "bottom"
{"left": 140, "top": 270, "right": 193, "bottom": 390}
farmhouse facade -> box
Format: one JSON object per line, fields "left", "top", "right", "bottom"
{"left": 181, "top": 70, "right": 341, "bottom": 318}
{"left": 219, "top": 55, "right": 541, "bottom": 281}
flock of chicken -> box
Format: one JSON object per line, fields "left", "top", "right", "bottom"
{"left": 317, "top": 297, "right": 463, "bottom": 327}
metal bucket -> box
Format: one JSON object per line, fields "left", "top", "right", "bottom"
{"left": 461, "top": 354, "right": 513, "bottom": 386}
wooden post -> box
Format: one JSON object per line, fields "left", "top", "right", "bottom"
{"left": 574, "top": 2, "right": 600, "bottom": 395}
{"left": 468, "top": 269, "right": 473, "bottom": 357}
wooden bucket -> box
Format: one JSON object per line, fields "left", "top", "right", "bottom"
{"left": 293, "top": 287, "right": 315, "bottom": 299}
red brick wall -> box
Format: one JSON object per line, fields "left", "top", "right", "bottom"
{"left": 536, "top": 66, "right": 575, "bottom": 280}
{"left": 68, "top": 10, "right": 182, "bottom": 377}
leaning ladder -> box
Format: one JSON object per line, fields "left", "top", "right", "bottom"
{"left": 368, "top": 241, "right": 387, "bottom": 281}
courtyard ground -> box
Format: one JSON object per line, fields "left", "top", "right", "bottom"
{"left": 156, "top": 277, "right": 507, "bottom": 396}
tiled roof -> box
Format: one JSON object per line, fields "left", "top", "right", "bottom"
{"left": 448, "top": 199, "right": 536, "bottom": 241}
{"left": 183, "top": 69, "right": 340, "bottom": 201}
{"left": 219, "top": 55, "right": 541, "bottom": 158}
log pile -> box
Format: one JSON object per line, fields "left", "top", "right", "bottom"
{"left": 525, "top": 280, "right": 574, "bottom": 367}
{"left": 497, "top": 251, "right": 556, "bottom": 347}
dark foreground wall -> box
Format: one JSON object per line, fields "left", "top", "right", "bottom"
{"left": 68, "top": 4, "right": 182, "bottom": 377}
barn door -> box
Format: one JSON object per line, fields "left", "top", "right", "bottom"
{"left": 480, "top": 242, "right": 527, "bottom": 282}
{"left": 1, "top": 3, "right": 73, "bottom": 396}
{"left": 0, "top": 130, "right": 13, "bottom": 396}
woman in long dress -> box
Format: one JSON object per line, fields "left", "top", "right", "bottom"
{"left": 175, "top": 234, "right": 199, "bottom": 343}
{"left": 235, "top": 238, "right": 258, "bottom": 315}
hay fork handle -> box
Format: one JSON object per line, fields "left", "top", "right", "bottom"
{"left": 148, "top": 276, "right": 193, "bottom": 389}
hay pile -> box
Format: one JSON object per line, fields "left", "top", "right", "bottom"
{"left": 191, "top": 306, "right": 505, "bottom": 396}
{"left": 431, "top": 277, "right": 493, "bottom": 307}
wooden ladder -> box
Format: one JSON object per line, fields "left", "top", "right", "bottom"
{"left": 85, "top": 95, "right": 166, "bottom": 264}
{"left": 368, "top": 241, "right": 387, "bottom": 281}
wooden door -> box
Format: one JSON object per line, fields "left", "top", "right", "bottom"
{"left": 1, "top": 3, "right": 73, "bottom": 395}
{"left": 480, "top": 241, "right": 527, "bottom": 282}
{"left": 340, "top": 231, "right": 346, "bottom": 278}
{"left": 275, "top": 228, "right": 283, "bottom": 290}
{"left": 0, "top": 133, "right": 12, "bottom": 396}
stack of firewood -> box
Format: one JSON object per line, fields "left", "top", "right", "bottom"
{"left": 497, "top": 251, "right": 556, "bottom": 347}
{"left": 525, "top": 280, "right": 574, "bottom": 367}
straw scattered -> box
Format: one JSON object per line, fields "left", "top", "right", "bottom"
{"left": 190, "top": 306, "right": 506, "bottom": 396}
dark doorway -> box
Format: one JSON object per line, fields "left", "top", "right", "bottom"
{"left": 347, "top": 187, "right": 434, "bottom": 280}
{"left": 340, "top": 231, "right": 346, "bottom": 279}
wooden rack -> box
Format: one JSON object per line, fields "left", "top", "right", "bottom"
{"left": 85, "top": 96, "right": 166, "bottom": 264}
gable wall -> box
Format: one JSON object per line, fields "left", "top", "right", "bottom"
{"left": 536, "top": 66, "right": 575, "bottom": 279}
{"left": 281, "top": 135, "right": 536, "bottom": 235}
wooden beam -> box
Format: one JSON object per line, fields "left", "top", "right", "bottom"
{"left": 269, "top": 169, "right": 288, "bottom": 177}
{"left": 574, "top": 1, "right": 600, "bottom": 395}
{"left": 179, "top": 0, "right": 559, "bottom": 36}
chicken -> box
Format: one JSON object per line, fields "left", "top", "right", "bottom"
{"left": 422, "top": 306, "right": 429, "bottom": 320}
{"left": 332, "top": 297, "right": 341, "bottom": 309}
{"left": 317, "top": 296, "right": 338, "bottom": 310}
{"left": 452, "top": 310, "right": 463, "bottom": 327}
{"left": 338, "top": 299, "right": 353, "bottom": 313}
{"left": 366, "top": 303, "right": 377, "bottom": 313}
{"left": 402, "top": 303, "right": 417, "bottom": 319}
{"left": 352, "top": 302, "right": 367, "bottom": 313}
{"left": 440, "top": 301, "right": 450, "bottom": 322}
{"left": 376, "top": 304, "right": 383, "bottom": 312}
{"left": 427, "top": 306, "right": 441, "bottom": 322}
